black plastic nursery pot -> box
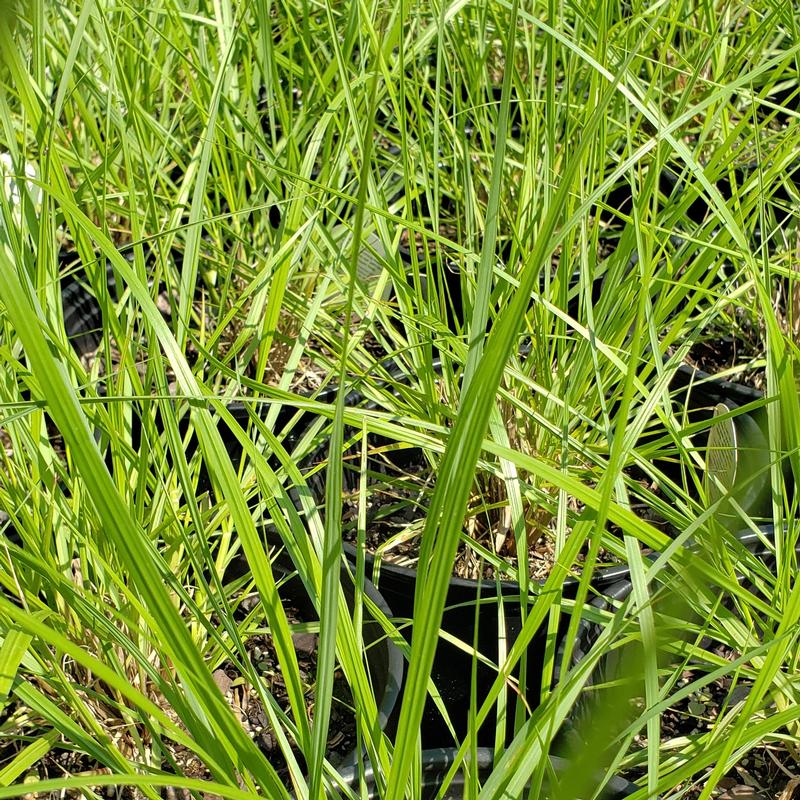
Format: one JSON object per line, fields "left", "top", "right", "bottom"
{"left": 392, "top": 158, "right": 789, "bottom": 330}
{"left": 601, "top": 526, "right": 796, "bottom": 653}
{"left": 669, "top": 361, "right": 763, "bottom": 415}
{"left": 58, "top": 262, "right": 404, "bottom": 762}
{"left": 335, "top": 747, "right": 639, "bottom": 799}
{"left": 600, "top": 159, "right": 800, "bottom": 238}
{"left": 60, "top": 251, "right": 121, "bottom": 355}
{"left": 567, "top": 523, "right": 798, "bottom": 658}
{"left": 59, "top": 251, "right": 330, "bottom": 493}
{"left": 273, "top": 559, "right": 404, "bottom": 762}
{"left": 342, "top": 539, "right": 629, "bottom": 749}
{"left": 733, "top": 524, "right": 800, "bottom": 569}
{"left": 395, "top": 240, "right": 597, "bottom": 334}
{"left": 299, "top": 431, "right": 632, "bottom": 749}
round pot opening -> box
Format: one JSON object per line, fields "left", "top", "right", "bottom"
{"left": 304, "top": 436, "right": 624, "bottom": 588}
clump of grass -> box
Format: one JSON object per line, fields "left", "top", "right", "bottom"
{"left": 0, "top": 0, "right": 799, "bottom": 798}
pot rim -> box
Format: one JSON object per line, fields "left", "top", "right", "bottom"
{"left": 672, "top": 362, "right": 763, "bottom": 406}
{"left": 342, "top": 541, "right": 632, "bottom": 596}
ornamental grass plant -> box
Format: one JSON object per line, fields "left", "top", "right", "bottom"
{"left": 0, "top": 1, "right": 798, "bottom": 798}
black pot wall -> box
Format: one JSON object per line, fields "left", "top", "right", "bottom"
{"left": 751, "top": 80, "right": 799, "bottom": 128}
{"left": 341, "top": 541, "right": 630, "bottom": 749}
{"left": 58, "top": 252, "right": 335, "bottom": 498}
{"left": 297, "top": 382, "right": 636, "bottom": 748}
{"left": 666, "top": 361, "right": 765, "bottom": 459}
{"left": 396, "top": 246, "right": 600, "bottom": 339}
{"left": 61, "top": 254, "right": 120, "bottom": 355}
{"left": 624, "top": 360, "right": 765, "bottom": 493}
{"left": 58, "top": 253, "right": 389, "bottom": 503}
{"left": 599, "top": 161, "right": 800, "bottom": 233}
{"left": 596, "top": 167, "right": 703, "bottom": 229}
{"left": 397, "top": 244, "right": 465, "bottom": 332}
{"left": 669, "top": 362, "right": 763, "bottom": 412}
{"left": 335, "top": 747, "right": 639, "bottom": 799}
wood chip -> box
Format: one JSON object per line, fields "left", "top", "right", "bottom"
{"left": 717, "top": 785, "right": 766, "bottom": 800}
{"left": 212, "top": 669, "right": 232, "bottom": 696}
{"left": 779, "top": 778, "right": 800, "bottom": 800}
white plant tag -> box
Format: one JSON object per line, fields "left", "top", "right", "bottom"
{"left": 355, "top": 231, "right": 392, "bottom": 301}
{"left": 706, "top": 403, "right": 737, "bottom": 505}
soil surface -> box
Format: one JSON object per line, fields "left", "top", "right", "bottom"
{"left": 681, "top": 335, "right": 766, "bottom": 392}
{"left": 676, "top": 270, "right": 800, "bottom": 393}
{"left": 311, "top": 439, "right": 621, "bottom": 582}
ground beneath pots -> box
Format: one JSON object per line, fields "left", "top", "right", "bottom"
{"left": 164, "top": 599, "right": 357, "bottom": 795}
{"left": 624, "top": 643, "right": 799, "bottom": 800}
{"left": 0, "top": 604, "right": 355, "bottom": 799}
